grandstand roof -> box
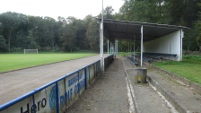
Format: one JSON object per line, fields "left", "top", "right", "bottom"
{"left": 100, "top": 19, "right": 189, "bottom": 41}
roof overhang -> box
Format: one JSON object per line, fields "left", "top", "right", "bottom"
{"left": 100, "top": 19, "right": 189, "bottom": 42}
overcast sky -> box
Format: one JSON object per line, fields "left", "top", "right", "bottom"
{"left": 0, "top": 0, "right": 124, "bottom": 20}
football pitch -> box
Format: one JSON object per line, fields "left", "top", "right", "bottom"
{"left": 0, "top": 53, "right": 96, "bottom": 73}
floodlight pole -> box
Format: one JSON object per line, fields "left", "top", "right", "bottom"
{"left": 100, "top": 0, "right": 104, "bottom": 74}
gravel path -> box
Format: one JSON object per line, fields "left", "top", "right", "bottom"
{"left": 66, "top": 58, "right": 129, "bottom": 113}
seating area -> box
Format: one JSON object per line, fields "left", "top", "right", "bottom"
{"left": 127, "top": 57, "right": 139, "bottom": 65}
{"left": 143, "top": 52, "right": 177, "bottom": 60}
{"left": 127, "top": 52, "right": 177, "bottom": 65}
{"left": 133, "top": 55, "right": 153, "bottom": 63}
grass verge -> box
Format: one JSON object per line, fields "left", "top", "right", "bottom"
{"left": 0, "top": 53, "right": 96, "bottom": 73}
{"left": 153, "top": 55, "right": 201, "bottom": 85}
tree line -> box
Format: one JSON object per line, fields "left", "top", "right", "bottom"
{"left": 1, "top": 0, "right": 201, "bottom": 52}
{"left": 0, "top": 12, "right": 101, "bottom": 52}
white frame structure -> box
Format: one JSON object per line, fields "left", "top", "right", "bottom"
{"left": 24, "top": 49, "right": 38, "bottom": 54}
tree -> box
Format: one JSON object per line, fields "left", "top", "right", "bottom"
{"left": 43, "top": 17, "right": 57, "bottom": 51}
{"left": 0, "top": 12, "right": 18, "bottom": 52}
{"left": 104, "top": 6, "right": 114, "bottom": 19}
{"left": 86, "top": 19, "right": 99, "bottom": 52}
{"left": 61, "top": 17, "right": 77, "bottom": 52}
{"left": 0, "top": 35, "right": 7, "bottom": 52}
{"left": 119, "top": 0, "right": 170, "bottom": 23}
{"left": 193, "top": 3, "right": 201, "bottom": 51}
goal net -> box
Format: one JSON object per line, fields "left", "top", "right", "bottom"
{"left": 24, "top": 49, "right": 38, "bottom": 54}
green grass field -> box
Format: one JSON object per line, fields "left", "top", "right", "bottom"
{"left": 153, "top": 55, "right": 201, "bottom": 85}
{"left": 0, "top": 53, "right": 96, "bottom": 73}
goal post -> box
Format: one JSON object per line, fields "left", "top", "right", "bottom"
{"left": 24, "top": 49, "right": 38, "bottom": 54}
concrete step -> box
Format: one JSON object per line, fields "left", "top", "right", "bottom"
{"left": 147, "top": 69, "right": 201, "bottom": 113}
{"left": 124, "top": 58, "right": 176, "bottom": 113}
{"left": 66, "top": 58, "right": 177, "bottom": 113}
{"left": 127, "top": 70, "right": 175, "bottom": 113}
{"left": 66, "top": 58, "right": 201, "bottom": 113}
{"left": 126, "top": 57, "right": 201, "bottom": 113}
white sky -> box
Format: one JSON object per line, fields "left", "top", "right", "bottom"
{"left": 0, "top": 0, "right": 124, "bottom": 20}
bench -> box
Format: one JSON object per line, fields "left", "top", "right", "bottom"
{"left": 127, "top": 57, "right": 139, "bottom": 65}
{"left": 143, "top": 52, "right": 177, "bottom": 60}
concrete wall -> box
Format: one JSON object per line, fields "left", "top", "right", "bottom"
{"left": 144, "top": 30, "right": 183, "bottom": 61}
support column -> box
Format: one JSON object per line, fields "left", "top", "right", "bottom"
{"left": 141, "top": 25, "right": 143, "bottom": 67}
{"left": 107, "top": 39, "right": 109, "bottom": 54}
{"left": 128, "top": 40, "right": 129, "bottom": 54}
{"left": 134, "top": 38, "right": 135, "bottom": 60}
{"left": 130, "top": 39, "right": 132, "bottom": 54}
{"left": 180, "top": 30, "right": 184, "bottom": 61}
{"left": 115, "top": 39, "right": 118, "bottom": 56}
{"left": 110, "top": 41, "right": 114, "bottom": 54}
{"left": 100, "top": 0, "right": 104, "bottom": 74}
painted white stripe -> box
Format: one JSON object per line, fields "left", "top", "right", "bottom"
{"left": 149, "top": 83, "right": 179, "bottom": 113}
{"left": 122, "top": 58, "right": 140, "bottom": 113}
{"left": 127, "top": 74, "right": 140, "bottom": 113}
{"left": 125, "top": 77, "right": 135, "bottom": 113}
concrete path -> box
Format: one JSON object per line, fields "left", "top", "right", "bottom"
{"left": 66, "top": 58, "right": 172, "bottom": 113}
{"left": 0, "top": 55, "right": 108, "bottom": 105}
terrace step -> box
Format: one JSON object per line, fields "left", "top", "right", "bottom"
{"left": 126, "top": 72, "right": 174, "bottom": 113}
{"left": 124, "top": 58, "right": 175, "bottom": 113}
{"left": 148, "top": 69, "right": 201, "bottom": 113}
{"left": 66, "top": 58, "right": 175, "bottom": 113}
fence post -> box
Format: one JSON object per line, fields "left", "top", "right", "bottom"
{"left": 56, "top": 83, "right": 59, "bottom": 113}
{"left": 32, "top": 95, "right": 36, "bottom": 113}
{"left": 78, "top": 71, "right": 80, "bottom": 96}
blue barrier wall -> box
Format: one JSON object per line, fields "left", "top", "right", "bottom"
{"left": 0, "top": 55, "right": 113, "bottom": 113}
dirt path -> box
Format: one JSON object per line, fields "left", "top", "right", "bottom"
{"left": 0, "top": 55, "right": 108, "bottom": 105}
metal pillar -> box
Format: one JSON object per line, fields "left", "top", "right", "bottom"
{"left": 127, "top": 40, "right": 129, "bottom": 54}
{"left": 107, "top": 39, "right": 109, "bottom": 54}
{"left": 129, "top": 39, "right": 131, "bottom": 55}
{"left": 141, "top": 25, "right": 143, "bottom": 67}
{"left": 134, "top": 38, "right": 135, "bottom": 60}
{"left": 100, "top": 0, "right": 104, "bottom": 74}
{"left": 115, "top": 39, "right": 118, "bottom": 56}
{"left": 180, "top": 30, "right": 184, "bottom": 61}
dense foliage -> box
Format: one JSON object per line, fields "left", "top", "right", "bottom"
{"left": 0, "top": 13, "right": 101, "bottom": 52}
{"left": 1, "top": 1, "right": 201, "bottom": 52}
